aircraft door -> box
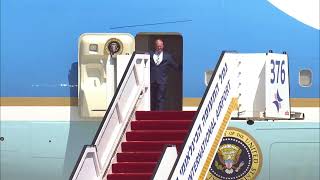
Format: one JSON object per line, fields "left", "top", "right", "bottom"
{"left": 78, "top": 33, "right": 135, "bottom": 118}
{"left": 135, "top": 33, "right": 183, "bottom": 111}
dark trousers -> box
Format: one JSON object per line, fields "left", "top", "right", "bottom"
{"left": 151, "top": 82, "right": 167, "bottom": 111}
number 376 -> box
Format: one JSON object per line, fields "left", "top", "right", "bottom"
{"left": 270, "top": 60, "right": 285, "bottom": 84}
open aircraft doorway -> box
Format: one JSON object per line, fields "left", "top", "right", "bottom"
{"left": 135, "top": 33, "right": 183, "bottom": 111}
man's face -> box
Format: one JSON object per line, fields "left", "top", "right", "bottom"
{"left": 155, "top": 40, "right": 164, "bottom": 53}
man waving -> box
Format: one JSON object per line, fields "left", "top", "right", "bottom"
{"left": 150, "top": 38, "right": 179, "bottom": 110}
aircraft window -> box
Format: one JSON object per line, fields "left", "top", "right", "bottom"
{"left": 299, "top": 69, "right": 312, "bottom": 87}
{"left": 205, "top": 70, "right": 213, "bottom": 86}
{"left": 89, "top": 44, "right": 98, "bottom": 52}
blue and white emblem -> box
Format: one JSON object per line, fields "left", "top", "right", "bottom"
{"left": 272, "top": 89, "right": 283, "bottom": 112}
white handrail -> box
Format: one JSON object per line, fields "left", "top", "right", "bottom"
{"left": 167, "top": 51, "right": 240, "bottom": 180}
{"left": 153, "top": 145, "right": 178, "bottom": 180}
{"left": 70, "top": 52, "right": 150, "bottom": 180}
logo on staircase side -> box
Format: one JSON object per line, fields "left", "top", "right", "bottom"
{"left": 272, "top": 89, "right": 283, "bottom": 112}
{"left": 206, "top": 127, "right": 262, "bottom": 180}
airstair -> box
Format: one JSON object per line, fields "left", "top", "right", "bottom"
{"left": 71, "top": 51, "right": 292, "bottom": 180}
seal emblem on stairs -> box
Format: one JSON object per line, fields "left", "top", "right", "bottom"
{"left": 206, "top": 127, "right": 262, "bottom": 180}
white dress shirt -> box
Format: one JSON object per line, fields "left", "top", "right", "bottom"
{"left": 153, "top": 51, "right": 163, "bottom": 65}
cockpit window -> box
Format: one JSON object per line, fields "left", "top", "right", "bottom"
{"left": 299, "top": 69, "right": 312, "bottom": 87}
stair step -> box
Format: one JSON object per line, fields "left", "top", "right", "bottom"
{"left": 112, "top": 162, "right": 157, "bottom": 173}
{"left": 117, "top": 152, "right": 161, "bottom": 162}
{"left": 121, "top": 141, "right": 183, "bottom": 152}
{"left": 131, "top": 120, "right": 193, "bottom": 130}
{"left": 135, "top": 111, "right": 196, "bottom": 120}
{"left": 106, "top": 173, "right": 152, "bottom": 180}
{"left": 126, "top": 130, "right": 188, "bottom": 141}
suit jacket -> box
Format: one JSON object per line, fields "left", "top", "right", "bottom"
{"left": 150, "top": 51, "right": 178, "bottom": 85}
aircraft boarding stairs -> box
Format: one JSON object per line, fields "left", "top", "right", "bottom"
{"left": 107, "top": 111, "right": 195, "bottom": 180}
{"left": 71, "top": 51, "right": 293, "bottom": 180}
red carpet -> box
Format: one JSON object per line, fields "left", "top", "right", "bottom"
{"left": 106, "top": 111, "right": 196, "bottom": 180}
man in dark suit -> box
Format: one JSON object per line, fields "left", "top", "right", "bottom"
{"left": 150, "top": 39, "right": 179, "bottom": 110}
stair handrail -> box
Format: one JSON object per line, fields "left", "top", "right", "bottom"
{"left": 152, "top": 145, "right": 178, "bottom": 180}
{"left": 159, "top": 51, "right": 240, "bottom": 180}
{"left": 70, "top": 52, "right": 150, "bottom": 180}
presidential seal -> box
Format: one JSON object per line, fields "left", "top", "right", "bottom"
{"left": 206, "top": 127, "right": 262, "bottom": 180}
{"left": 105, "top": 38, "right": 123, "bottom": 55}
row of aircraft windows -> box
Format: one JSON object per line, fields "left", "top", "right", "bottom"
{"left": 204, "top": 69, "right": 313, "bottom": 87}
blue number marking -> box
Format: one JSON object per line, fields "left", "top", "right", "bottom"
{"left": 270, "top": 60, "right": 275, "bottom": 84}
{"left": 271, "top": 60, "right": 286, "bottom": 84}
{"left": 275, "top": 60, "right": 280, "bottom": 83}
{"left": 281, "top": 60, "right": 285, "bottom": 84}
